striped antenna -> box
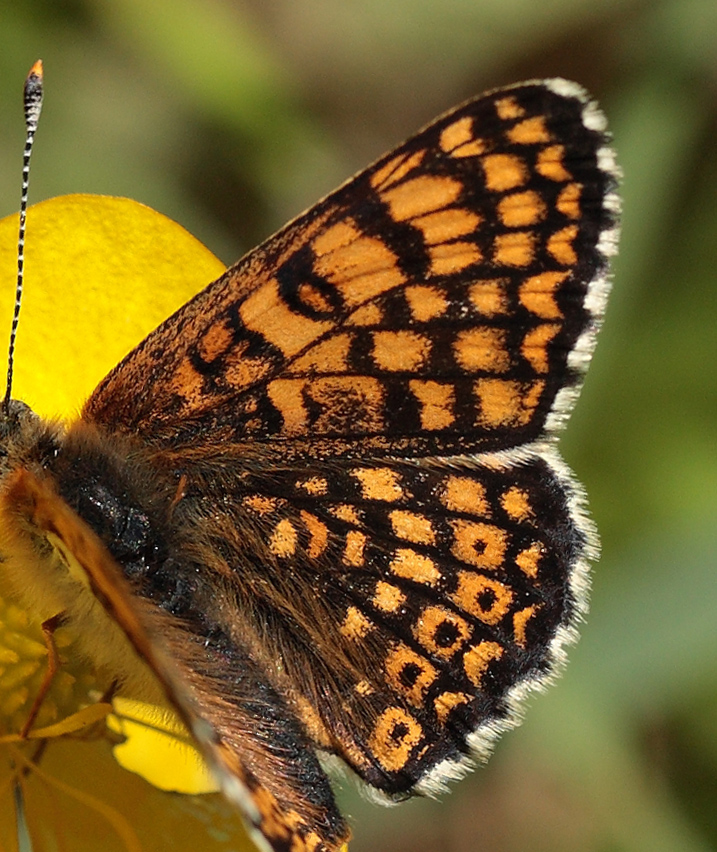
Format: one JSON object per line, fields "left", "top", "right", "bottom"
{"left": 3, "top": 60, "right": 44, "bottom": 414}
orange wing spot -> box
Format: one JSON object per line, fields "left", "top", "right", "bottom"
{"left": 429, "top": 241, "right": 482, "bottom": 276}
{"left": 340, "top": 606, "right": 373, "bottom": 640}
{"left": 169, "top": 356, "right": 205, "bottom": 408}
{"left": 355, "top": 680, "right": 374, "bottom": 695}
{"left": 469, "top": 279, "right": 510, "bottom": 317}
{"left": 519, "top": 270, "right": 568, "bottom": 319}
{"left": 389, "top": 510, "right": 436, "bottom": 545}
{"left": 439, "top": 116, "right": 474, "bottom": 152}
{"left": 497, "top": 190, "right": 547, "bottom": 228}
{"left": 412, "top": 207, "right": 481, "bottom": 245}
{"left": 303, "top": 832, "right": 325, "bottom": 852}
{"left": 313, "top": 219, "right": 405, "bottom": 306}
{"left": 300, "top": 511, "right": 329, "bottom": 559}
{"left": 500, "top": 486, "right": 533, "bottom": 522}
{"left": 312, "top": 219, "right": 360, "bottom": 255}
{"left": 346, "top": 302, "right": 384, "bottom": 326}
{"left": 440, "top": 475, "right": 489, "bottom": 516}
{"left": 352, "top": 467, "right": 404, "bottom": 501}
{"left": 197, "top": 320, "right": 233, "bottom": 362}
{"left": 453, "top": 326, "right": 511, "bottom": 373}
{"left": 369, "top": 706, "right": 423, "bottom": 772}
{"left": 473, "top": 378, "right": 545, "bottom": 428}
{"left": 450, "top": 520, "right": 507, "bottom": 570}
{"left": 404, "top": 285, "right": 448, "bottom": 321}
{"left": 439, "top": 117, "right": 487, "bottom": 157}
{"left": 515, "top": 542, "right": 544, "bottom": 578}
{"left": 494, "top": 96, "right": 525, "bottom": 120}
{"left": 521, "top": 322, "right": 561, "bottom": 373}
{"left": 450, "top": 138, "right": 487, "bottom": 158}
{"left": 370, "top": 149, "right": 427, "bottom": 190}
{"left": 269, "top": 519, "right": 298, "bottom": 558}
{"left": 243, "top": 494, "right": 279, "bottom": 515}
{"left": 369, "top": 154, "right": 405, "bottom": 191}
{"left": 556, "top": 182, "right": 582, "bottom": 219}
{"left": 513, "top": 605, "right": 538, "bottom": 648}
{"left": 547, "top": 224, "right": 579, "bottom": 265}
{"left": 294, "top": 695, "right": 332, "bottom": 749}
{"left": 453, "top": 573, "right": 513, "bottom": 625}
{"left": 331, "top": 504, "right": 360, "bottom": 524}
{"left": 413, "top": 606, "right": 472, "bottom": 659}
{"left": 463, "top": 641, "right": 503, "bottom": 687}
{"left": 381, "top": 175, "right": 463, "bottom": 221}
{"left": 492, "top": 231, "right": 535, "bottom": 267}
{"left": 506, "top": 115, "right": 551, "bottom": 145}
{"left": 240, "top": 394, "right": 259, "bottom": 415}
{"left": 223, "top": 342, "right": 273, "bottom": 391}
{"left": 536, "top": 145, "right": 572, "bottom": 182}
{"left": 297, "top": 281, "right": 334, "bottom": 314}
{"left": 434, "top": 691, "right": 470, "bottom": 723}
{"left": 372, "top": 330, "right": 431, "bottom": 372}
{"left": 296, "top": 476, "right": 328, "bottom": 496}
{"left": 240, "top": 278, "right": 332, "bottom": 358}
{"left": 267, "top": 378, "right": 308, "bottom": 435}
{"left": 343, "top": 531, "right": 367, "bottom": 567}
{"left": 408, "top": 379, "right": 455, "bottom": 431}
{"left": 390, "top": 548, "right": 441, "bottom": 586}
{"left": 308, "top": 376, "right": 385, "bottom": 434}
{"left": 373, "top": 580, "right": 406, "bottom": 613}
{"left": 481, "top": 153, "right": 528, "bottom": 191}
{"left": 289, "top": 333, "right": 353, "bottom": 374}
{"left": 385, "top": 644, "right": 438, "bottom": 707}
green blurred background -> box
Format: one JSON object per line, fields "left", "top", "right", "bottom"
{"left": 1, "top": 1, "right": 716, "bottom": 850}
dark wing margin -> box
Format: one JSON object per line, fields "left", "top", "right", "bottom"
{"left": 84, "top": 79, "right": 619, "bottom": 459}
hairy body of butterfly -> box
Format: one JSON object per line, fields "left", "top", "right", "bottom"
{"left": 0, "top": 79, "right": 619, "bottom": 852}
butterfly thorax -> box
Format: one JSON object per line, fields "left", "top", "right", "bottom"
{"left": 0, "top": 404, "right": 193, "bottom": 701}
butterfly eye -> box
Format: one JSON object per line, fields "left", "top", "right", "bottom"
{"left": 0, "top": 399, "right": 36, "bottom": 441}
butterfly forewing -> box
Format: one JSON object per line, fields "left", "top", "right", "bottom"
{"left": 54, "top": 80, "right": 618, "bottom": 852}
{"left": 85, "top": 81, "right": 616, "bottom": 459}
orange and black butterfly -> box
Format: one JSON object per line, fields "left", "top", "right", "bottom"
{"left": 0, "top": 63, "right": 619, "bottom": 852}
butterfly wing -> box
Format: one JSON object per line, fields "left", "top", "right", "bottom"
{"left": 85, "top": 80, "right": 618, "bottom": 458}
{"left": 76, "top": 79, "right": 618, "bottom": 843}
{"left": 175, "top": 449, "right": 593, "bottom": 799}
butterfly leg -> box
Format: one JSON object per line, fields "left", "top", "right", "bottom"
{"left": 20, "top": 612, "right": 62, "bottom": 738}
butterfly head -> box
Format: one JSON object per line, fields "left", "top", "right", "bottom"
{"left": 0, "top": 398, "right": 37, "bottom": 431}
{"left": 0, "top": 399, "right": 45, "bottom": 475}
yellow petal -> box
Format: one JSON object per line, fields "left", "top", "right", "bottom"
{"left": 109, "top": 698, "right": 220, "bottom": 795}
{"left": 0, "top": 194, "right": 225, "bottom": 419}
{"left": 0, "top": 196, "right": 236, "bottom": 823}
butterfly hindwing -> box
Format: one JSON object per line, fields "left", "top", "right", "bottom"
{"left": 186, "top": 448, "right": 590, "bottom": 797}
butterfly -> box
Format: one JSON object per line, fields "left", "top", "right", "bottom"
{"left": 0, "top": 72, "right": 619, "bottom": 852}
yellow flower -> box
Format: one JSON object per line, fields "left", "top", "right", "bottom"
{"left": 0, "top": 195, "right": 253, "bottom": 850}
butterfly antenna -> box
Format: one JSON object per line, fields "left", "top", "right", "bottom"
{"left": 3, "top": 60, "right": 44, "bottom": 415}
